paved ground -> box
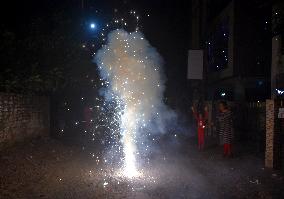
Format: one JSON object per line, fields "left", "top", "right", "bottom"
{"left": 0, "top": 136, "right": 284, "bottom": 199}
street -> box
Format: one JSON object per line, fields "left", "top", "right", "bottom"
{"left": 1, "top": 137, "right": 283, "bottom": 199}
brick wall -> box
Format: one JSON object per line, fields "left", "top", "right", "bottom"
{"left": 266, "top": 100, "right": 275, "bottom": 168}
{"left": 0, "top": 93, "right": 49, "bottom": 149}
{"left": 265, "top": 99, "right": 283, "bottom": 169}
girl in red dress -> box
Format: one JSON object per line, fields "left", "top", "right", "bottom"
{"left": 191, "top": 106, "right": 208, "bottom": 150}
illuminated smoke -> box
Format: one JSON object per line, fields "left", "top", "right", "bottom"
{"left": 95, "top": 29, "right": 175, "bottom": 178}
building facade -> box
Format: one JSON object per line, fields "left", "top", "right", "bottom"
{"left": 203, "top": 0, "right": 271, "bottom": 101}
{"left": 271, "top": 1, "right": 284, "bottom": 99}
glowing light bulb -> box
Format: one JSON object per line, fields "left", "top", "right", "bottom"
{"left": 90, "top": 23, "right": 96, "bottom": 29}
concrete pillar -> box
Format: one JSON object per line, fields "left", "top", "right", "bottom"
{"left": 265, "top": 99, "right": 282, "bottom": 169}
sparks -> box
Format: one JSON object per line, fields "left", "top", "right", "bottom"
{"left": 95, "top": 29, "right": 165, "bottom": 178}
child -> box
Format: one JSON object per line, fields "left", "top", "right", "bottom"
{"left": 191, "top": 106, "right": 208, "bottom": 150}
{"left": 217, "top": 101, "right": 233, "bottom": 157}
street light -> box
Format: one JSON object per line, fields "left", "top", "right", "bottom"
{"left": 90, "top": 23, "right": 96, "bottom": 29}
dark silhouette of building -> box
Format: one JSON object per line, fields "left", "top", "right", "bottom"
{"left": 189, "top": 0, "right": 272, "bottom": 101}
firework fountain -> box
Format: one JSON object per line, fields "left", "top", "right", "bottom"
{"left": 95, "top": 29, "right": 174, "bottom": 178}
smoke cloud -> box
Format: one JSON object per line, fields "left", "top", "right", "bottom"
{"left": 95, "top": 29, "right": 176, "bottom": 176}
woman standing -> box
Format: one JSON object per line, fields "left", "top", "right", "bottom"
{"left": 217, "top": 101, "right": 234, "bottom": 157}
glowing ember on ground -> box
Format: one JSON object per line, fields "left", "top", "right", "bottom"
{"left": 115, "top": 168, "right": 143, "bottom": 179}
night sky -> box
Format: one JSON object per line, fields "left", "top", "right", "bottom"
{"left": 0, "top": 0, "right": 190, "bottom": 90}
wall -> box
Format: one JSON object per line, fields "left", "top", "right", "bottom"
{"left": 271, "top": 2, "right": 284, "bottom": 99}
{"left": 0, "top": 93, "right": 49, "bottom": 149}
{"left": 265, "top": 99, "right": 284, "bottom": 169}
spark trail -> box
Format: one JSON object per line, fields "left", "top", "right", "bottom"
{"left": 95, "top": 29, "right": 173, "bottom": 178}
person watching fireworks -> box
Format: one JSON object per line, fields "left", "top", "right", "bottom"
{"left": 217, "top": 101, "right": 234, "bottom": 157}
{"left": 191, "top": 106, "right": 208, "bottom": 150}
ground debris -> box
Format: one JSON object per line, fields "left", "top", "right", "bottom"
{"left": 0, "top": 138, "right": 283, "bottom": 199}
